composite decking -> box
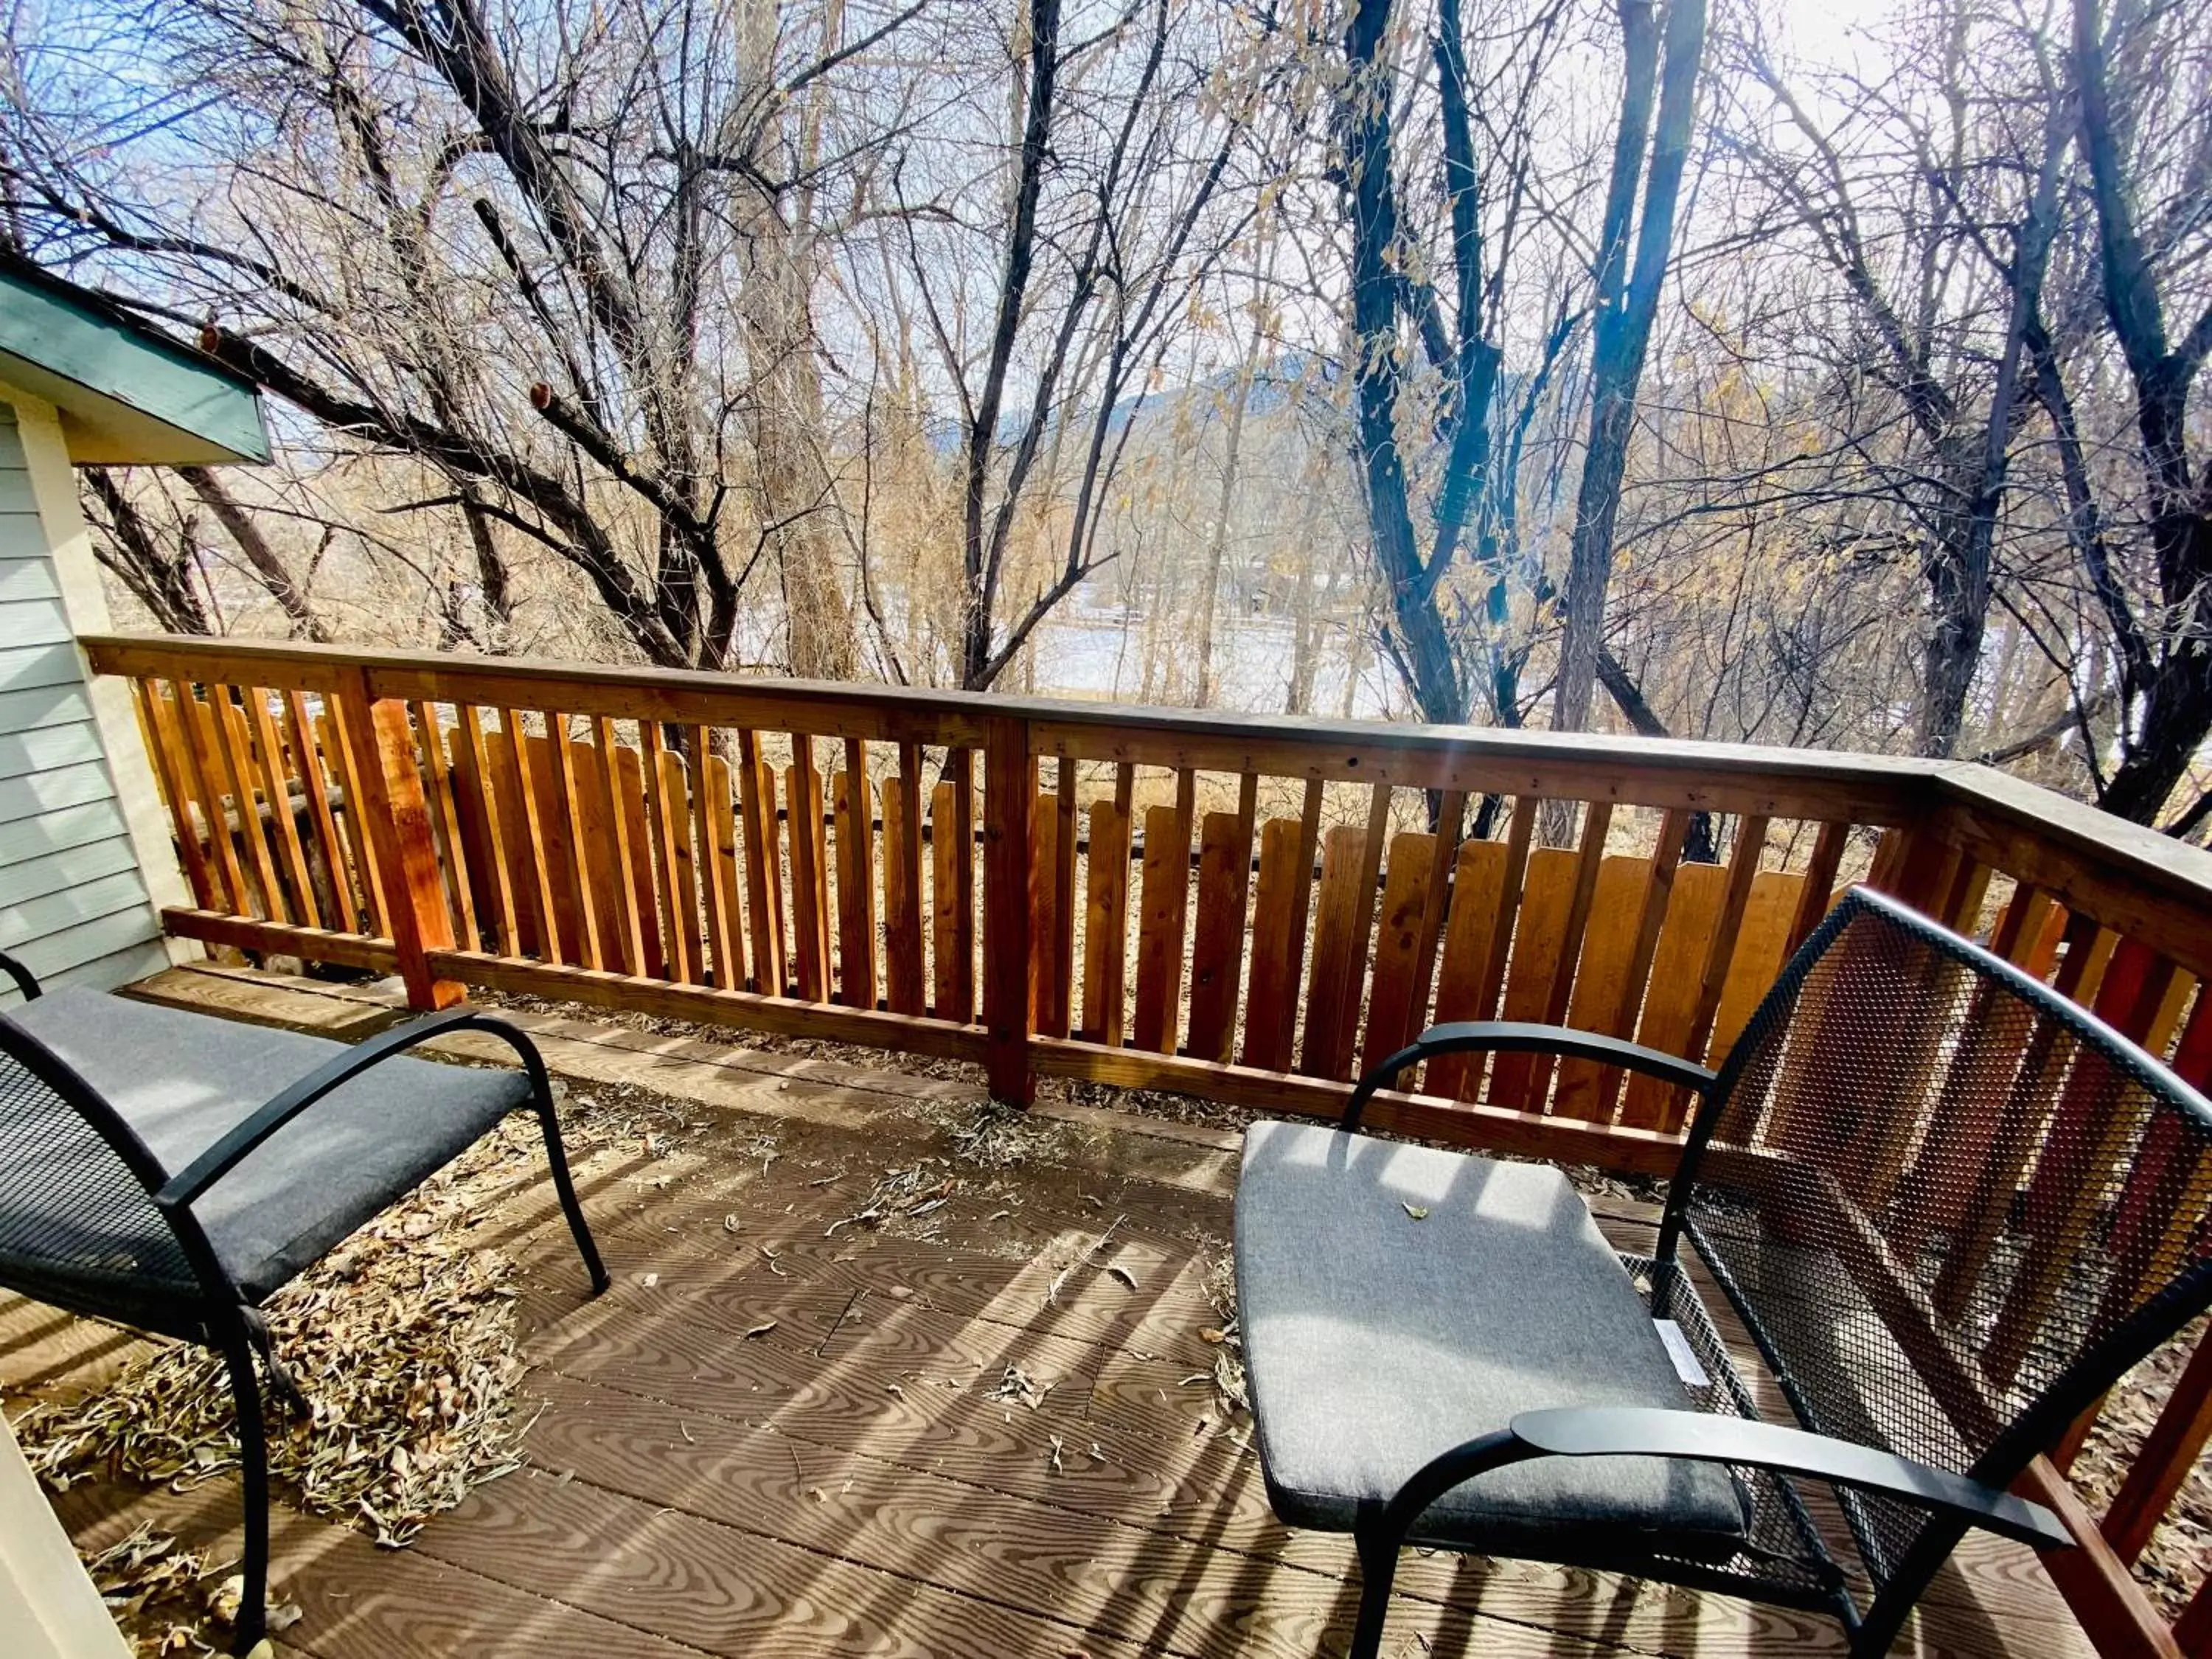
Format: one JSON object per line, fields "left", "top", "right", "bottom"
{"left": 6, "top": 966, "right": 2099, "bottom": 1659}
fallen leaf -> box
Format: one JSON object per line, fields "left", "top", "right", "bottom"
{"left": 1402, "top": 1203, "right": 1430, "bottom": 1221}
{"left": 1199, "top": 1327, "right": 1226, "bottom": 1345}
{"left": 745, "top": 1321, "right": 778, "bottom": 1339}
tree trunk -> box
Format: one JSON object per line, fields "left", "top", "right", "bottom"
{"left": 1553, "top": 0, "right": 1704, "bottom": 732}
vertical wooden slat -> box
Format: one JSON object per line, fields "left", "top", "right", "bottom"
{"left": 1475, "top": 796, "right": 1540, "bottom": 1025}
{"left": 703, "top": 754, "right": 745, "bottom": 989}
{"left": 1360, "top": 830, "right": 1439, "bottom": 1076}
{"left": 212, "top": 689, "right": 282, "bottom": 921}
{"left": 1938, "top": 856, "right": 1994, "bottom": 936}
{"left": 694, "top": 727, "right": 742, "bottom": 992}
{"left": 177, "top": 683, "right": 248, "bottom": 915}
{"left": 1526, "top": 801, "right": 1613, "bottom": 1102}
{"left": 655, "top": 745, "right": 705, "bottom": 984}
{"left": 1051, "top": 757, "right": 1078, "bottom": 1035}
{"left": 641, "top": 727, "right": 695, "bottom": 984}
{"left": 484, "top": 719, "right": 540, "bottom": 956}
{"left": 1080, "top": 795, "right": 1131, "bottom": 1044}
{"left": 1241, "top": 817, "right": 1306, "bottom": 1071}
{"left": 1427, "top": 839, "right": 1510, "bottom": 1099}
{"left": 1983, "top": 937, "right": 2177, "bottom": 1388}
{"left": 1133, "top": 775, "right": 1197, "bottom": 1055}
{"left": 1489, "top": 846, "right": 1579, "bottom": 1108}
{"left": 1026, "top": 783, "right": 1065, "bottom": 1036}
{"left": 895, "top": 743, "right": 928, "bottom": 1006}
{"left": 139, "top": 681, "right": 218, "bottom": 911}
{"left": 1300, "top": 824, "right": 1375, "bottom": 1081}
{"left": 611, "top": 747, "right": 666, "bottom": 977}
{"left": 834, "top": 758, "right": 878, "bottom": 1009}
{"left": 1707, "top": 869, "right": 1807, "bottom": 1064}
{"left": 947, "top": 751, "right": 976, "bottom": 1022}
{"left": 502, "top": 711, "right": 563, "bottom": 964}
{"left": 1682, "top": 815, "right": 1773, "bottom": 1064}
{"left": 1268, "top": 777, "right": 1328, "bottom": 1065}
{"left": 1619, "top": 861, "right": 1730, "bottom": 1128}
{"left": 1590, "top": 808, "right": 1693, "bottom": 1119}
{"left": 1785, "top": 819, "right": 1851, "bottom": 958}
{"left": 882, "top": 773, "right": 926, "bottom": 1015}
{"left": 591, "top": 719, "right": 647, "bottom": 975}
{"left": 1186, "top": 806, "right": 1256, "bottom": 1062}
{"left": 409, "top": 703, "right": 475, "bottom": 950}
{"left": 247, "top": 689, "right": 323, "bottom": 931}
{"left": 2107, "top": 1321, "right": 2212, "bottom": 1563}
{"left": 444, "top": 707, "right": 501, "bottom": 947}
{"left": 1554, "top": 855, "right": 1660, "bottom": 1121}
{"left": 1406, "top": 790, "right": 1467, "bottom": 1041}
{"left": 449, "top": 706, "right": 510, "bottom": 951}
{"left": 787, "top": 735, "right": 832, "bottom": 1001}
{"left": 981, "top": 714, "right": 1034, "bottom": 1103}
{"left": 330, "top": 700, "right": 392, "bottom": 934}
{"left": 932, "top": 777, "right": 974, "bottom": 1023}
{"left": 524, "top": 733, "right": 585, "bottom": 961}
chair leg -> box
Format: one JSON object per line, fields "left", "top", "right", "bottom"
{"left": 218, "top": 1328, "right": 271, "bottom": 1657}
{"left": 1349, "top": 1523, "right": 1401, "bottom": 1659}
{"left": 532, "top": 1094, "right": 610, "bottom": 1293}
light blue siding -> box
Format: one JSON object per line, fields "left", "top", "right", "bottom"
{"left": 0, "top": 408, "right": 168, "bottom": 995}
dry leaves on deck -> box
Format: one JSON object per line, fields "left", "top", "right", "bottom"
{"left": 15, "top": 1085, "right": 705, "bottom": 1551}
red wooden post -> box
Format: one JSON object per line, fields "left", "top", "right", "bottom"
{"left": 338, "top": 675, "right": 462, "bottom": 1009}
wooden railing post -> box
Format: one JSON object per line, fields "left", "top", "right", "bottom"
{"left": 337, "top": 677, "right": 462, "bottom": 1010}
{"left": 981, "top": 714, "right": 1035, "bottom": 1105}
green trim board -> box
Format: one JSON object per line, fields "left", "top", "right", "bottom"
{"left": 0, "top": 263, "right": 268, "bottom": 464}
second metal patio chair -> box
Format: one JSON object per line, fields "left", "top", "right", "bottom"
{"left": 1237, "top": 885, "right": 2212, "bottom": 1656}
{"left": 0, "top": 954, "right": 609, "bottom": 1655}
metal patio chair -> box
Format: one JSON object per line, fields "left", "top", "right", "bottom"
{"left": 0, "top": 954, "right": 609, "bottom": 1654}
{"left": 1236, "top": 884, "right": 2212, "bottom": 1657}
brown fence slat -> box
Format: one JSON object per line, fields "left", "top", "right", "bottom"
{"left": 214, "top": 689, "right": 282, "bottom": 921}
{"left": 833, "top": 761, "right": 877, "bottom": 1009}
{"left": 1619, "top": 860, "right": 1728, "bottom": 1128}
{"left": 647, "top": 737, "right": 700, "bottom": 983}
{"left": 932, "top": 777, "right": 973, "bottom": 1023}
{"left": 1786, "top": 819, "right": 1850, "bottom": 958}
{"left": 1475, "top": 796, "right": 1540, "bottom": 1026}
{"left": 702, "top": 753, "right": 745, "bottom": 990}
{"left": 501, "top": 713, "right": 560, "bottom": 963}
{"left": 1300, "top": 824, "right": 1371, "bottom": 1082}
{"left": 1707, "top": 869, "right": 1806, "bottom": 1066}
{"left": 882, "top": 772, "right": 926, "bottom": 1015}
{"left": 140, "top": 681, "right": 218, "bottom": 911}
{"left": 1051, "top": 757, "right": 1078, "bottom": 1035}
{"left": 446, "top": 706, "right": 507, "bottom": 952}
{"left": 1489, "top": 846, "right": 1578, "bottom": 1109}
{"left": 1080, "top": 796, "right": 1131, "bottom": 1046}
{"left": 1427, "top": 838, "right": 1510, "bottom": 1099}
{"left": 1026, "top": 785, "right": 1067, "bottom": 1037}
{"left": 545, "top": 716, "right": 604, "bottom": 969}
{"left": 1133, "top": 795, "right": 1194, "bottom": 1055}
{"left": 571, "top": 735, "right": 630, "bottom": 971}
{"left": 525, "top": 731, "right": 588, "bottom": 964}
{"left": 590, "top": 719, "right": 647, "bottom": 975}
{"left": 611, "top": 745, "right": 667, "bottom": 977}
{"left": 1360, "top": 830, "right": 1438, "bottom": 1077}
{"left": 1185, "top": 810, "right": 1249, "bottom": 1062}
{"left": 689, "top": 727, "right": 737, "bottom": 992}
{"left": 787, "top": 737, "right": 832, "bottom": 1001}
{"left": 248, "top": 687, "right": 323, "bottom": 931}
{"left": 1240, "top": 816, "right": 1305, "bottom": 1071}
{"left": 735, "top": 731, "right": 782, "bottom": 996}
{"left": 1553, "top": 855, "right": 1658, "bottom": 1121}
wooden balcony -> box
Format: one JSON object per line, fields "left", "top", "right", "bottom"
{"left": 65, "top": 629, "right": 2212, "bottom": 1657}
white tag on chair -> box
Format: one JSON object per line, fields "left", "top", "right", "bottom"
{"left": 1655, "top": 1318, "right": 1711, "bottom": 1388}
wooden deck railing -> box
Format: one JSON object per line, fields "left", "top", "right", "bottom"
{"left": 79, "top": 630, "right": 2212, "bottom": 1658}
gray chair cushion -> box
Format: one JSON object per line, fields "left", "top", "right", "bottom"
{"left": 7, "top": 989, "right": 527, "bottom": 1304}
{"left": 1236, "top": 1120, "right": 1747, "bottom": 1562}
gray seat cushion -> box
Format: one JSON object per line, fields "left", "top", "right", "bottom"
{"left": 6, "top": 990, "right": 527, "bottom": 1305}
{"left": 1236, "top": 1120, "right": 1747, "bottom": 1562}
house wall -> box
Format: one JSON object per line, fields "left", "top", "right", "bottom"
{"left": 0, "top": 390, "right": 191, "bottom": 1001}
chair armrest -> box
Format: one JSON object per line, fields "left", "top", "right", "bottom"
{"left": 1343, "top": 1021, "right": 1716, "bottom": 1130}
{"left": 1512, "top": 1407, "right": 2069, "bottom": 1549}
{"left": 154, "top": 1008, "right": 549, "bottom": 1209}
{"left": 0, "top": 950, "right": 41, "bottom": 1002}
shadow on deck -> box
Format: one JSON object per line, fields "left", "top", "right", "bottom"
{"left": 4, "top": 965, "right": 2096, "bottom": 1659}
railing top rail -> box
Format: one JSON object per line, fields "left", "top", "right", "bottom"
{"left": 83, "top": 632, "right": 1942, "bottom": 814}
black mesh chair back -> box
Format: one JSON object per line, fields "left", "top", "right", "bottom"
{"left": 1669, "top": 884, "right": 2212, "bottom": 1603}
{"left": 0, "top": 1014, "right": 207, "bottom": 1338}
